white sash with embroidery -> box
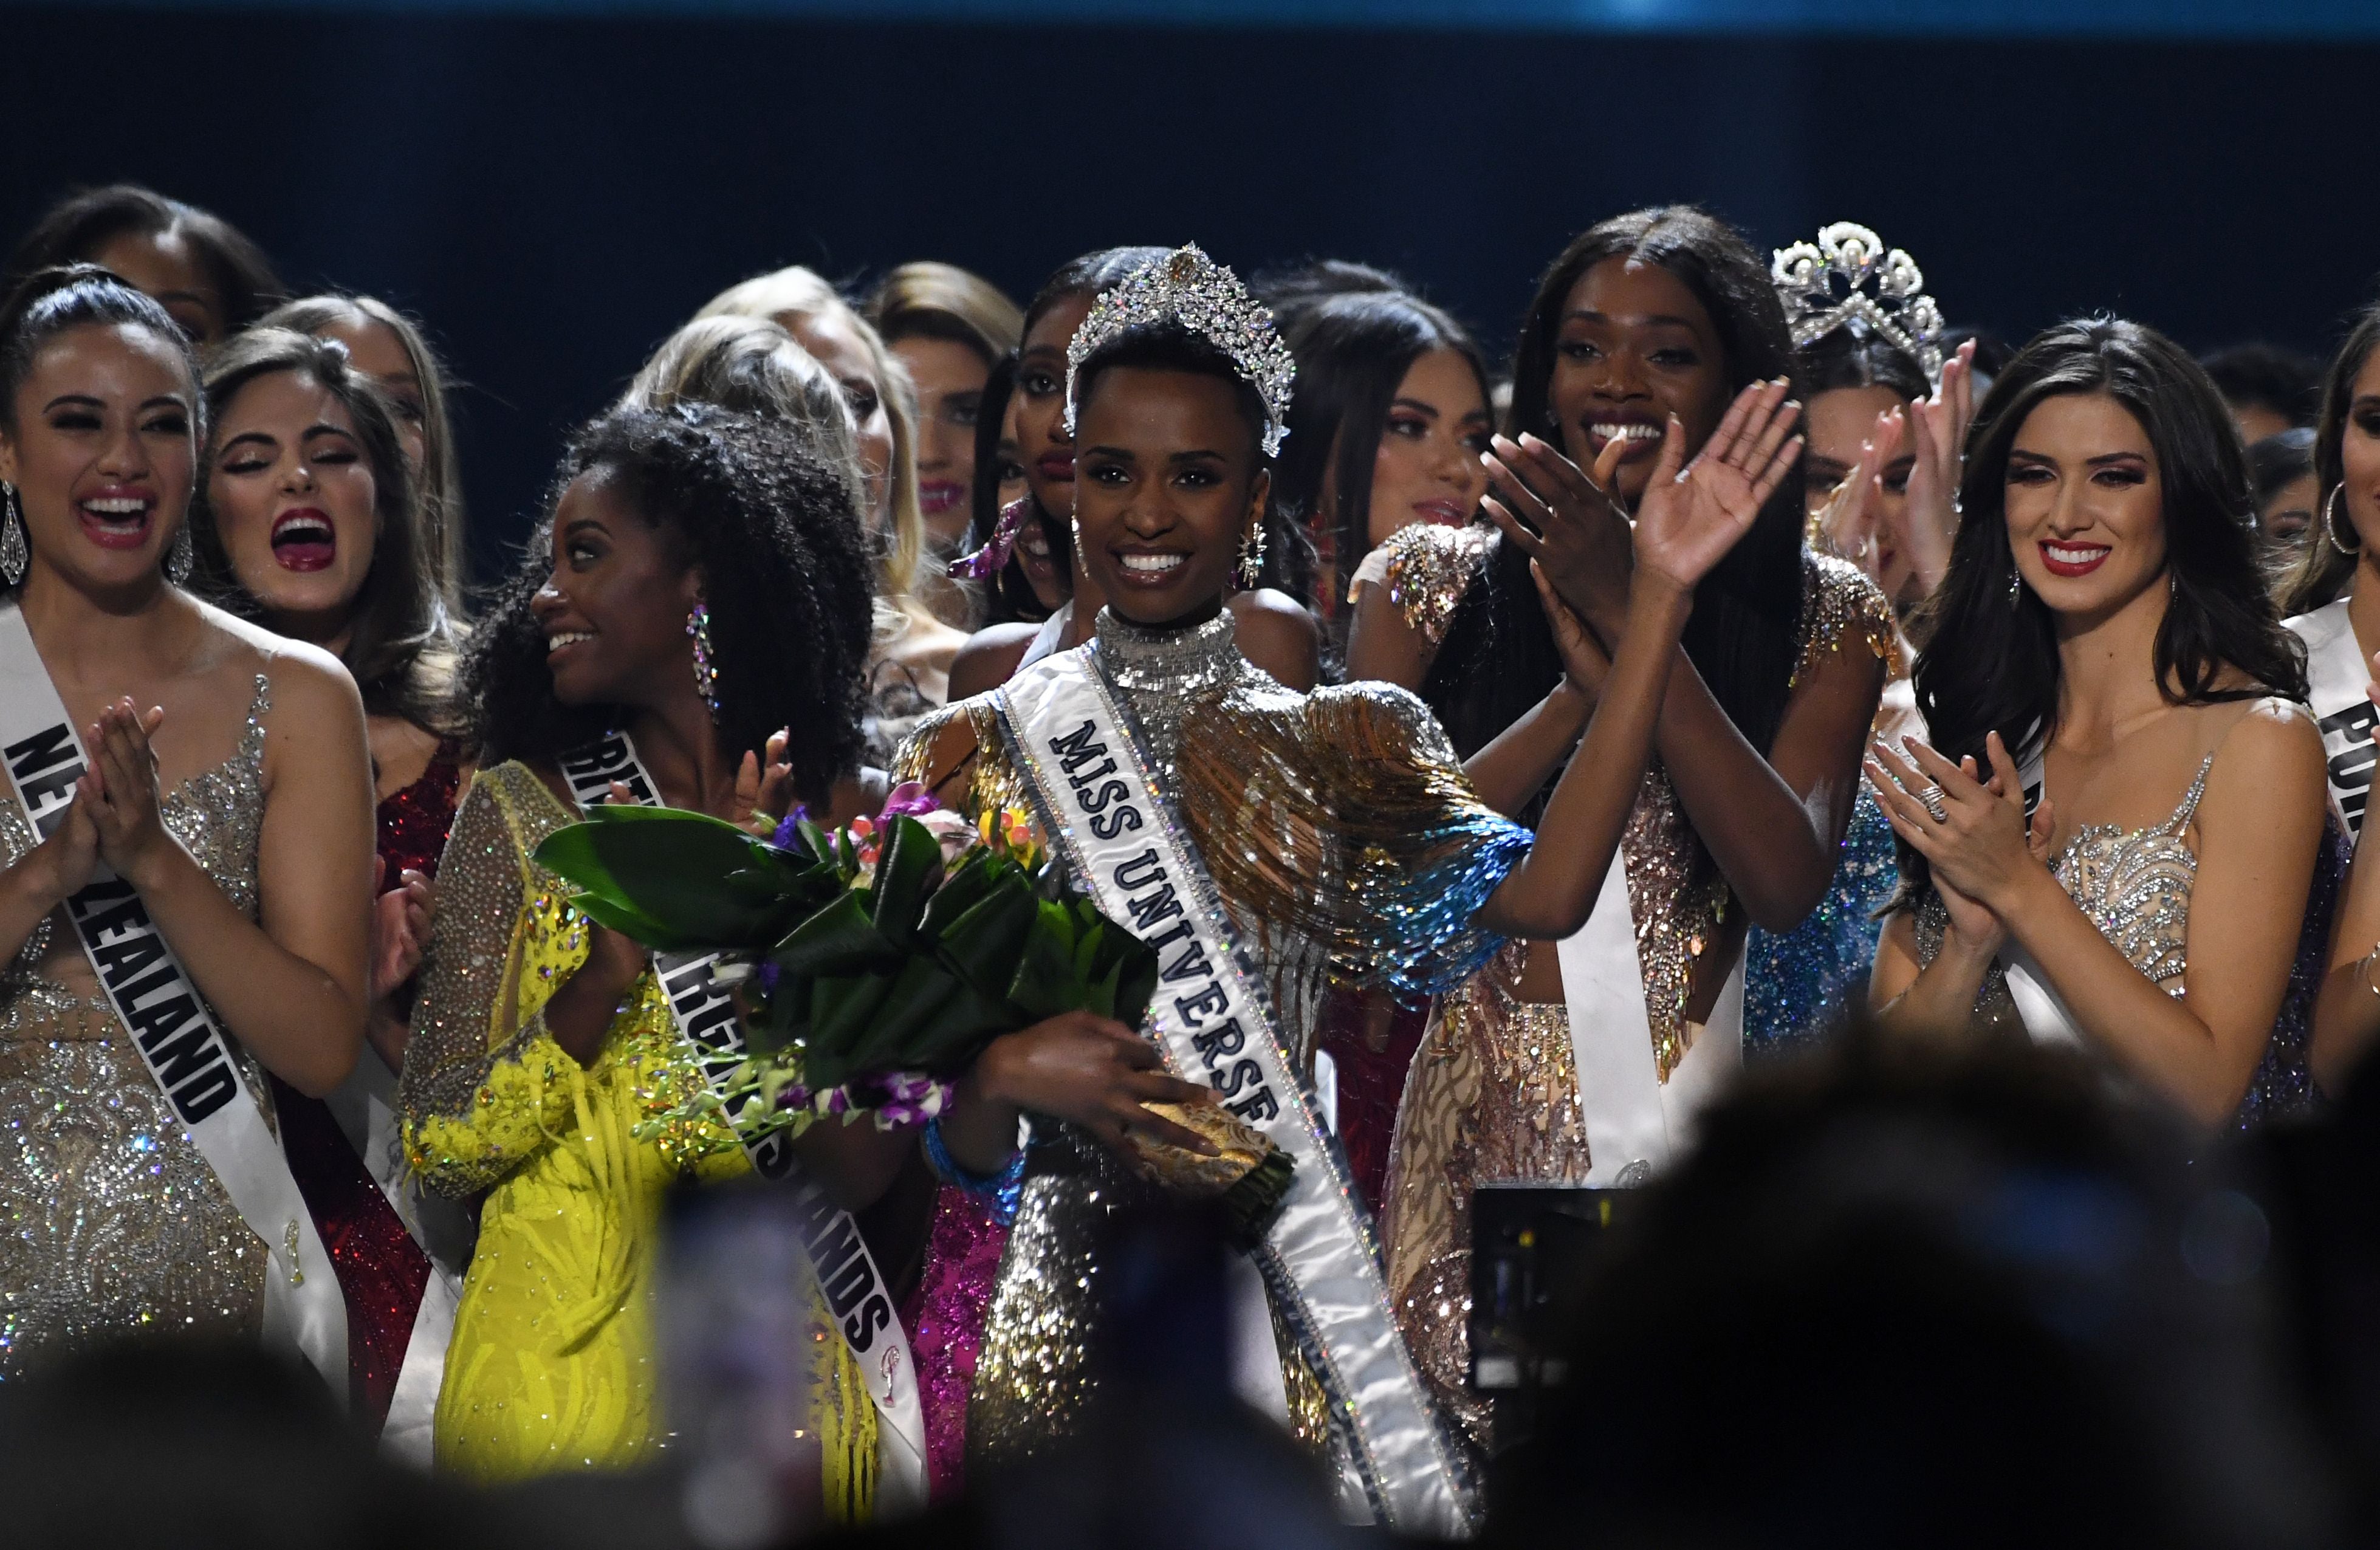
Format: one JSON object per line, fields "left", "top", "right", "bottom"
{"left": 556, "top": 733, "right": 928, "bottom": 1512}
{"left": 995, "top": 645, "right": 1474, "bottom": 1539}
{"left": 1557, "top": 848, "right": 1744, "bottom": 1189}
{"left": 2287, "top": 597, "right": 2373, "bottom": 840}
{"left": 0, "top": 602, "right": 347, "bottom": 1397}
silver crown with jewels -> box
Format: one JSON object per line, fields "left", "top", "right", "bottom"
{"left": 1064, "top": 244, "right": 1297, "bottom": 458}
{"left": 1771, "top": 222, "right": 1945, "bottom": 383}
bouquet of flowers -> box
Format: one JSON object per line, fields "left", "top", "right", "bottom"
{"left": 530, "top": 786, "right": 1291, "bottom": 1223}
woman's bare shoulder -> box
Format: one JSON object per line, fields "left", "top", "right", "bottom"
{"left": 182, "top": 599, "right": 364, "bottom": 733}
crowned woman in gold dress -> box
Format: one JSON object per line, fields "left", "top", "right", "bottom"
{"left": 898, "top": 245, "right": 1808, "bottom": 1533}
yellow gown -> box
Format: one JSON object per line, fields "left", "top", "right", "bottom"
{"left": 400, "top": 761, "right": 876, "bottom": 1499}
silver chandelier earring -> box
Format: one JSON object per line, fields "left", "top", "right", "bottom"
{"left": 1236, "top": 521, "right": 1267, "bottom": 589}
{"left": 165, "top": 523, "right": 194, "bottom": 585}
{"left": 2326, "top": 485, "right": 2361, "bottom": 556}
{"left": 0, "top": 484, "right": 24, "bottom": 588}
{"left": 2007, "top": 566, "right": 2023, "bottom": 609}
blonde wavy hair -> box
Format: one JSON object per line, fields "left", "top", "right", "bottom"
{"left": 696, "top": 268, "right": 933, "bottom": 636}
{"left": 621, "top": 314, "right": 866, "bottom": 508}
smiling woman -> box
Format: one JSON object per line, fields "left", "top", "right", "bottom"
{"left": 191, "top": 325, "right": 467, "bottom": 1436}
{"left": 0, "top": 266, "right": 375, "bottom": 1394}
{"left": 896, "top": 244, "right": 1794, "bottom": 1514}
{"left": 1869, "top": 317, "right": 2334, "bottom": 1131}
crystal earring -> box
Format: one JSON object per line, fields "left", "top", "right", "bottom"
{"left": 1236, "top": 521, "right": 1267, "bottom": 589}
{"left": 165, "top": 523, "right": 194, "bottom": 585}
{"left": 0, "top": 484, "right": 25, "bottom": 588}
{"left": 687, "top": 600, "right": 721, "bottom": 723}
{"left": 2006, "top": 566, "right": 2022, "bottom": 609}
{"left": 2325, "top": 485, "right": 2361, "bottom": 556}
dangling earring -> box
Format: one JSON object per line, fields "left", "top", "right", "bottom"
{"left": 687, "top": 600, "right": 721, "bottom": 723}
{"left": 0, "top": 484, "right": 25, "bottom": 588}
{"left": 1236, "top": 521, "right": 1267, "bottom": 589}
{"left": 165, "top": 523, "right": 194, "bottom": 585}
{"left": 2325, "top": 485, "right": 2361, "bottom": 556}
{"left": 2006, "top": 567, "right": 2023, "bottom": 609}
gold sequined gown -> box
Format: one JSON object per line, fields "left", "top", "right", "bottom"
{"left": 895, "top": 608, "right": 1531, "bottom": 1472}
{"left": 1373, "top": 529, "right": 1893, "bottom": 1446}
{"left": 0, "top": 677, "right": 274, "bottom": 1373}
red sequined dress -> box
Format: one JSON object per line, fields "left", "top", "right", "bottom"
{"left": 270, "top": 739, "right": 462, "bottom": 1428}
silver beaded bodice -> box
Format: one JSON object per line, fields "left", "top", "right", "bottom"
{"left": 1090, "top": 606, "right": 1255, "bottom": 780}
{"left": 0, "top": 676, "right": 274, "bottom": 1374}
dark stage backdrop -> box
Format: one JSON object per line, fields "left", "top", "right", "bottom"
{"left": 5, "top": 9, "right": 2372, "bottom": 588}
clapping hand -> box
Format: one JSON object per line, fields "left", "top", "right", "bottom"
{"left": 85, "top": 698, "right": 175, "bottom": 888}
{"left": 1633, "top": 380, "right": 1804, "bottom": 592}
{"left": 1866, "top": 730, "right": 2057, "bottom": 938}
{"left": 1481, "top": 431, "right": 1633, "bottom": 639}
{"left": 369, "top": 855, "right": 435, "bottom": 1003}
{"left": 1892, "top": 338, "right": 1977, "bottom": 600}
{"left": 1814, "top": 408, "right": 1903, "bottom": 582}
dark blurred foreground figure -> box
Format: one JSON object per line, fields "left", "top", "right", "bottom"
{"left": 1487, "top": 1029, "right": 2344, "bottom": 1550}
{"left": 0, "top": 1343, "right": 468, "bottom": 1550}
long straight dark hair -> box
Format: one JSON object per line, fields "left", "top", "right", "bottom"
{"left": 1272, "top": 289, "right": 1490, "bottom": 619}
{"left": 1425, "top": 207, "right": 1808, "bottom": 770}
{"left": 1910, "top": 317, "right": 2307, "bottom": 825}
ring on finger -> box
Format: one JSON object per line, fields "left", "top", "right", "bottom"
{"left": 1913, "top": 784, "right": 1949, "bottom": 822}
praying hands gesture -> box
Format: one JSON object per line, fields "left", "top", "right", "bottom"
{"left": 1866, "top": 731, "right": 2058, "bottom": 954}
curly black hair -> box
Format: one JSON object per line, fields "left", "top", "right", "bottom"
{"left": 462, "top": 405, "right": 875, "bottom": 803}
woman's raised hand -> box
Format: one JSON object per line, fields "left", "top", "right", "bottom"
{"left": 1816, "top": 406, "right": 1902, "bottom": 583}
{"left": 85, "top": 699, "right": 175, "bottom": 888}
{"left": 1893, "top": 338, "right": 1977, "bottom": 599}
{"left": 1481, "top": 431, "right": 1633, "bottom": 637}
{"left": 1633, "top": 380, "right": 1803, "bottom": 592}
{"left": 369, "top": 857, "right": 435, "bottom": 1003}
{"left": 734, "top": 727, "right": 795, "bottom": 839}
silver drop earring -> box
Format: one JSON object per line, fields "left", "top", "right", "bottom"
{"left": 1236, "top": 522, "right": 1267, "bottom": 589}
{"left": 165, "top": 523, "right": 194, "bottom": 585}
{"left": 0, "top": 484, "right": 26, "bottom": 588}
{"left": 2007, "top": 566, "right": 2023, "bottom": 609}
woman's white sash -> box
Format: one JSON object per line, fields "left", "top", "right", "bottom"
{"left": 1995, "top": 740, "right": 2085, "bottom": 1047}
{"left": 324, "top": 1048, "right": 473, "bottom": 1462}
{"left": 0, "top": 602, "right": 347, "bottom": 1397}
{"left": 555, "top": 733, "right": 928, "bottom": 1512}
{"left": 1556, "top": 854, "right": 1744, "bottom": 1187}
{"left": 2287, "top": 597, "right": 2373, "bottom": 840}
{"left": 994, "top": 644, "right": 1474, "bottom": 1540}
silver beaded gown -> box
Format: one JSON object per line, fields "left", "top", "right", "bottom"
{"left": 0, "top": 677, "right": 273, "bottom": 1373}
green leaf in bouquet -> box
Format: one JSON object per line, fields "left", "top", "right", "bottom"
{"left": 869, "top": 816, "right": 946, "bottom": 947}
{"left": 801, "top": 973, "right": 896, "bottom": 1083}
{"left": 919, "top": 849, "right": 1005, "bottom": 938}
{"left": 933, "top": 868, "right": 1044, "bottom": 1002}
{"left": 533, "top": 807, "right": 792, "bottom": 952}
{"left": 770, "top": 891, "right": 904, "bottom": 979}
{"left": 832, "top": 956, "right": 1016, "bottom": 1080}
{"left": 1004, "top": 899, "right": 1089, "bottom": 1021}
